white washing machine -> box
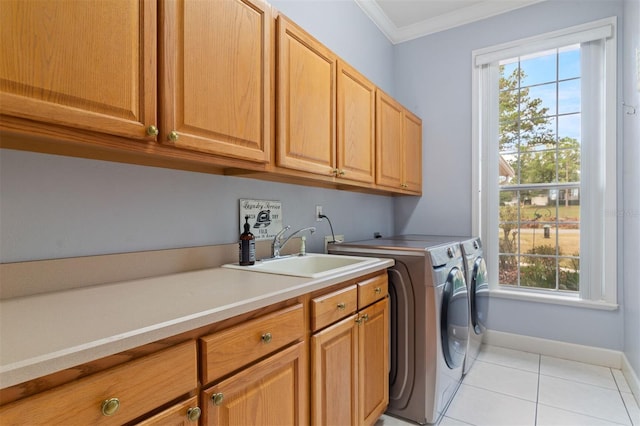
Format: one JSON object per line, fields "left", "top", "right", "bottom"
{"left": 459, "top": 237, "right": 489, "bottom": 375}
{"left": 399, "top": 235, "right": 489, "bottom": 376}
{"left": 329, "top": 236, "right": 469, "bottom": 424}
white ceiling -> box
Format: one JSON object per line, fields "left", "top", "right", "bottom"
{"left": 354, "top": 0, "right": 546, "bottom": 44}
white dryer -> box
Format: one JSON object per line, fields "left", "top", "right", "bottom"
{"left": 460, "top": 237, "right": 489, "bottom": 375}
{"left": 329, "top": 236, "right": 469, "bottom": 424}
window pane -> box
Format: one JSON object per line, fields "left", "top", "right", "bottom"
{"left": 557, "top": 149, "right": 580, "bottom": 182}
{"left": 519, "top": 150, "right": 557, "bottom": 184}
{"left": 498, "top": 154, "right": 517, "bottom": 185}
{"left": 558, "top": 79, "right": 580, "bottom": 114}
{"left": 519, "top": 118, "right": 554, "bottom": 150}
{"left": 559, "top": 45, "right": 580, "bottom": 80}
{"left": 500, "top": 61, "right": 519, "bottom": 84}
{"left": 558, "top": 114, "right": 580, "bottom": 141}
{"left": 520, "top": 50, "right": 556, "bottom": 86}
{"left": 499, "top": 255, "right": 519, "bottom": 286}
{"left": 520, "top": 255, "right": 557, "bottom": 290}
{"left": 528, "top": 83, "right": 556, "bottom": 116}
{"left": 558, "top": 256, "right": 580, "bottom": 291}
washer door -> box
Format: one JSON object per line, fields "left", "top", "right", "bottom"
{"left": 471, "top": 257, "right": 489, "bottom": 335}
{"left": 441, "top": 267, "right": 469, "bottom": 369}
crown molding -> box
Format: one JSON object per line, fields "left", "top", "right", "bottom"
{"left": 354, "top": 0, "right": 546, "bottom": 44}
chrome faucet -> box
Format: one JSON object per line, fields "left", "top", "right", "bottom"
{"left": 272, "top": 226, "right": 316, "bottom": 258}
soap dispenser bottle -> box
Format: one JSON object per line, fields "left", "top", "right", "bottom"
{"left": 239, "top": 215, "right": 256, "bottom": 265}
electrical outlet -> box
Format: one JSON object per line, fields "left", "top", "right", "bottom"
{"left": 324, "top": 234, "right": 344, "bottom": 253}
{"left": 315, "top": 205, "right": 323, "bottom": 221}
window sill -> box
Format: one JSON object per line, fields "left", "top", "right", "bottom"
{"left": 489, "top": 288, "right": 619, "bottom": 311}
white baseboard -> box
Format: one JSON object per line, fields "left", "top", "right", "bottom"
{"left": 622, "top": 352, "right": 640, "bottom": 407}
{"left": 484, "top": 330, "right": 640, "bottom": 406}
{"left": 484, "top": 329, "right": 623, "bottom": 368}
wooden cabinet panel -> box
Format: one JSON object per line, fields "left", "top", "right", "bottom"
{"left": 160, "top": 0, "right": 271, "bottom": 162}
{"left": 0, "top": 0, "right": 157, "bottom": 141}
{"left": 311, "top": 314, "right": 358, "bottom": 426}
{"left": 359, "top": 298, "right": 390, "bottom": 426}
{"left": 276, "top": 15, "right": 337, "bottom": 176}
{"left": 0, "top": 341, "right": 197, "bottom": 425}
{"left": 201, "top": 342, "right": 307, "bottom": 426}
{"left": 376, "top": 89, "right": 422, "bottom": 194}
{"left": 200, "top": 304, "right": 304, "bottom": 385}
{"left": 358, "top": 273, "right": 388, "bottom": 309}
{"left": 136, "top": 396, "right": 200, "bottom": 426}
{"left": 376, "top": 91, "right": 404, "bottom": 189}
{"left": 311, "top": 285, "right": 357, "bottom": 332}
{"left": 403, "top": 110, "right": 423, "bottom": 193}
{"left": 337, "top": 60, "right": 375, "bottom": 184}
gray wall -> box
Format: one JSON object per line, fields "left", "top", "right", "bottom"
{"left": 0, "top": 0, "right": 395, "bottom": 263}
{"left": 393, "top": 0, "right": 630, "bottom": 353}
{"left": 622, "top": 0, "right": 640, "bottom": 375}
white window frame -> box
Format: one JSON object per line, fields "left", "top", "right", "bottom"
{"left": 471, "top": 17, "right": 618, "bottom": 310}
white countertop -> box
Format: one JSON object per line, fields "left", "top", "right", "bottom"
{"left": 0, "top": 258, "right": 393, "bottom": 389}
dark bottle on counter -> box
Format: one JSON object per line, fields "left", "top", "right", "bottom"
{"left": 239, "top": 215, "right": 256, "bottom": 265}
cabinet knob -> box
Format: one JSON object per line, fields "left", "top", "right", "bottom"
{"left": 338, "top": 169, "right": 346, "bottom": 176}
{"left": 211, "top": 393, "right": 225, "bottom": 406}
{"left": 168, "top": 131, "right": 179, "bottom": 142}
{"left": 261, "top": 332, "right": 273, "bottom": 343}
{"left": 337, "top": 302, "right": 346, "bottom": 310}
{"left": 331, "top": 168, "right": 339, "bottom": 176}
{"left": 374, "top": 287, "right": 382, "bottom": 294}
{"left": 356, "top": 313, "right": 369, "bottom": 325}
{"left": 101, "top": 398, "right": 120, "bottom": 416}
{"left": 146, "top": 125, "right": 159, "bottom": 136}
{"left": 186, "top": 406, "right": 202, "bottom": 422}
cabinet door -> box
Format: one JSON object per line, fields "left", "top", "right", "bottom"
{"left": 160, "top": 0, "right": 271, "bottom": 163}
{"left": 403, "top": 110, "right": 423, "bottom": 194}
{"left": 359, "top": 298, "right": 390, "bottom": 426}
{"left": 0, "top": 0, "right": 157, "bottom": 140}
{"left": 375, "top": 90, "right": 403, "bottom": 189}
{"left": 337, "top": 61, "right": 375, "bottom": 184}
{"left": 277, "top": 15, "right": 337, "bottom": 176}
{"left": 202, "top": 342, "right": 306, "bottom": 426}
{"left": 311, "top": 314, "right": 358, "bottom": 426}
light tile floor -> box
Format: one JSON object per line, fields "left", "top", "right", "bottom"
{"left": 376, "top": 344, "right": 640, "bottom": 426}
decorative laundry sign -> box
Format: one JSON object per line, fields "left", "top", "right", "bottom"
{"left": 239, "top": 199, "right": 283, "bottom": 241}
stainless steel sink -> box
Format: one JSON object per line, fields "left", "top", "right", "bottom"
{"left": 222, "top": 253, "right": 378, "bottom": 278}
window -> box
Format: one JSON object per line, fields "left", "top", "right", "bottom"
{"left": 472, "top": 18, "right": 617, "bottom": 308}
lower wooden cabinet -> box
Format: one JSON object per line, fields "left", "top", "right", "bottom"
{"left": 311, "top": 313, "right": 359, "bottom": 426}
{"left": 310, "top": 274, "right": 390, "bottom": 426}
{"left": 0, "top": 272, "right": 389, "bottom": 426}
{"left": 201, "top": 342, "right": 307, "bottom": 425}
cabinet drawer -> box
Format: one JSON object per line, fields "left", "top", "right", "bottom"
{"left": 136, "top": 395, "right": 200, "bottom": 425}
{"left": 200, "top": 303, "right": 304, "bottom": 385}
{"left": 358, "top": 274, "right": 388, "bottom": 309}
{"left": 311, "top": 285, "right": 357, "bottom": 331}
{"left": 0, "top": 341, "right": 197, "bottom": 425}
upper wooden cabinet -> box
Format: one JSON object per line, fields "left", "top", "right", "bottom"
{"left": 402, "top": 109, "right": 423, "bottom": 193}
{"left": 376, "top": 90, "right": 423, "bottom": 194}
{"left": 276, "top": 15, "right": 336, "bottom": 176}
{"left": 0, "top": 0, "right": 157, "bottom": 141}
{"left": 276, "top": 15, "right": 376, "bottom": 185}
{"left": 337, "top": 61, "right": 376, "bottom": 184}
{"left": 159, "top": 0, "right": 271, "bottom": 163}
